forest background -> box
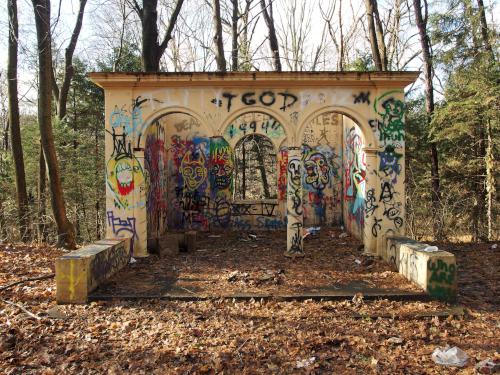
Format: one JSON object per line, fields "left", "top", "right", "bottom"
{"left": 0, "top": 0, "right": 497, "bottom": 248}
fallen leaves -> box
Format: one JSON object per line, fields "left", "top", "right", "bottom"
{"left": 0, "top": 240, "right": 498, "bottom": 373}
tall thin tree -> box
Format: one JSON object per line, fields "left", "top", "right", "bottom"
{"left": 129, "top": 0, "right": 185, "bottom": 72}
{"left": 413, "top": 0, "right": 442, "bottom": 239}
{"left": 32, "top": 0, "right": 76, "bottom": 249}
{"left": 8, "top": 0, "right": 30, "bottom": 241}
{"left": 212, "top": 0, "right": 227, "bottom": 71}
{"left": 52, "top": 0, "right": 88, "bottom": 120}
{"left": 365, "top": 0, "right": 383, "bottom": 70}
{"left": 260, "top": 0, "right": 282, "bottom": 71}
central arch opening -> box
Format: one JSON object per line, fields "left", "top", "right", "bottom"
{"left": 234, "top": 134, "right": 278, "bottom": 200}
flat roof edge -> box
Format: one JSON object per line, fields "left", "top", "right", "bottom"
{"left": 88, "top": 71, "right": 420, "bottom": 89}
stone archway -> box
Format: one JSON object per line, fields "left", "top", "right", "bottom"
{"left": 91, "top": 72, "right": 417, "bottom": 257}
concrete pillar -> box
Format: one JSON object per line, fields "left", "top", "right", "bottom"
{"left": 132, "top": 150, "right": 148, "bottom": 258}
{"left": 285, "top": 147, "right": 304, "bottom": 257}
{"left": 362, "top": 147, "right": 379, "bottom": 255}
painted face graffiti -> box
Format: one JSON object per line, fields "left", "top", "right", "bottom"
{"left": 287, "top": 159, "right": 301, "bottom": 187}
{"left": 180, "top": 150, "right": 208, "bottom": 191}
{"left": 304, "top": 152, "right": 330, "bottom": 191}
{"left": 371, "top": 90, "right": 406, "bottom": 144}
{"left": 209, "top": 137, "right": 234, "bottom": 192}
{"left": 107, "top": 157, "right": 145, "bottom": 207}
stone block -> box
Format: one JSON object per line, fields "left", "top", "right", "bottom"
{"left": 56, "top": 238, "right": 130, "bottom": 304}
{"left": 383, "top": 236, "right": 457, "bottom": 302}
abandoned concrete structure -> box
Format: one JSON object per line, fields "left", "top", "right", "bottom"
{"left": 89, "top": 72, "right": 418, "bottom": 258}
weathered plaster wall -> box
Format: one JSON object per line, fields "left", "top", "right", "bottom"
{"left": 94, "top": 75, "right": 413, "bottom": 257}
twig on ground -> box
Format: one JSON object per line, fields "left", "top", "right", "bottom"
{"left": 0, "top": 274, "right": 55, "bottom": 292}
{"left": 0, "top": 298, "right": 41, "bottom": 320}
{"left": 179, "top": 286, "right": 197, "bottom": 295}
{"left": 237, "top": 337, "right": 250, "bottom": 352}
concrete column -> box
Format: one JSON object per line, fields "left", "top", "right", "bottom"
{"left": 132, "top": 150, "right": 148, "bottom": 258}
{"left": 285, "top": 147, "right": 304, "bottom": 258}
{"left": 362, "top": 147, "right": 379, "bottom": 255}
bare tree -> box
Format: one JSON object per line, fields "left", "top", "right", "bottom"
{"left": 260, "top": 0, "right": 281, "bottom": 71}
{"left": 32, "top": 0, "right": 76, "bottom": 249}
{"left": 51, "top": 0, "right": 87, "bottom": 120}
{"left": 129, "top": 0, "right": 185, "bottom": 72}
{"left": 365, "top": 0, "right": 381, "bottom": 69}
{"left": 413, "top": 0, "right": 442, "bottom": 239}
{"left": 8, "top": 0, "right": 30, "bottom": 241}
{"left": 212, "top": 0, "right": 227, "bottom": 71}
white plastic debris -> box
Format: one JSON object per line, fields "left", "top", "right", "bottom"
{"left": 339, "top": 232, "right": 348, "bottom": 238}
{"left": 431, "top": 346, "right": 469, "bottom": 367}
{"left": 491, "top": 244, "right": 498, "bottom": 250}
{"left": 296, "top": 356, "right": 316, "bottom": 368}
{"left": 423, "top": 246, "right": 439, "bottom": 252}
{"left": 354, "top": 259, "right": 362, "bottom": 265}
{"left": 129, "top": 257, "right": 137, "bottom": 264}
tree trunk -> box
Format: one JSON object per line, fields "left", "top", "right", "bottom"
{"left": 372, "top": 0, "right": 388, "bottom": 70}
{"left": 365, "top": 0, "right": 382, "bottom": 70}
{"left": 212, "top": 0, "right": 227, "bottom": 72}
{"left": 8, "top": 0, "right": 31, "bottom": 241}
{"left": 137, "top": 0, "right": 184, "bottom": 72}
{"left": 56, "top": 0, "right": 87, "bottom": 120}
{"left": 485, "top": 118, "right": 494, "bottom": 241}
{"left": 260, "top": 0, "right": 282, "bottom": 71}
{"left": 413, "top": 0, "right": 442, "bottom": 240}
{"left": 38, "top": 142, "right": 47, "bottom": 242}
{"left": 476, "top": 0, "right": 494, "bottom": 59}
{"left": 32, "top": 0, "right": 76, "bottom": 249}
{"left": 141, "top": 0, "right": 160, "bottom": 71}
{"left": 231, "top": 0, "right": 238, "bottom": 71}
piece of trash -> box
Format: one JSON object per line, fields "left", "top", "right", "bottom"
{"left": 129, "top": 257, "right": 137, "bottom": 264}
{"left": 248, "top": 234, "right": 257, "bottom": 240}
{"left": 431, "top": 346, "right": 469, "bottom": 367}
{"left": 423, "top": 246, "right": 439, "bottom": 252}
{"left": 296, "top": 356, "right": 316, "bottom": 368}
{"left": 354, "top": 259, "right": 362, "bottom": 265}
{"left": 339, "top": 232, "right": 348, "bottom": 238}
{"left": 352, "top": 292, "right": 364, "bottom": 305}
{"left": 386, "top": 337, "right": 403, "bottom": 345}
{"left": 207, "top": 235, "right": 221, "bottom": 238}
{"left": 227, "top": 271, "right": 239, "bottom": 282}
{"left": 491, "top": 244, "right": 498, "bottom": 250}
{"left": 304, "top": 227, "right": 321, "bottom": 239}
{"left": 475, "top": 358, "right": 500, "bottom": 374}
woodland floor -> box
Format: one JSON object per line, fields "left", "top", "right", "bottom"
{"left": 0, "top": 231, "right": 498, "bottom": 374}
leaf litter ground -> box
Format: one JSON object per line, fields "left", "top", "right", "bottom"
{"left": 0, "top": 230, "right": 498, "bottom": 374}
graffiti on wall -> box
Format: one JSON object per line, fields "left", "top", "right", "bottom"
{"left": 369, "top": 90, "right": 405, "bottom": 144}
{"left": 286, "top": 148, "right": 304, "bottom": 256}
{"left": 344, "top": 125, "right": 366, "bottom": 227}
{"left": 107, "top": 211, "right": 137, "bottom": 254}
{"left": 209, "top": 137, "right": 234, "bottom": 196}
{"left": 145, "top": 121, "right": 169, "bottom": 237}
{"left": 427, "top": 259, "right": 456, "bottom": 301}
{"left": 278, "top": 147, "right": 288, "bottom": 200}
{"left": 106, "top": 128, "right": 145, "bottom": 209}
{"left": 377, "top": 145, "right": 402, "bottom": 184}
{"left": 211, "top": 91, "right": 298, "bottom": 112}
{"left": 224, "top": 118, "right": 285, "bottom": 140}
